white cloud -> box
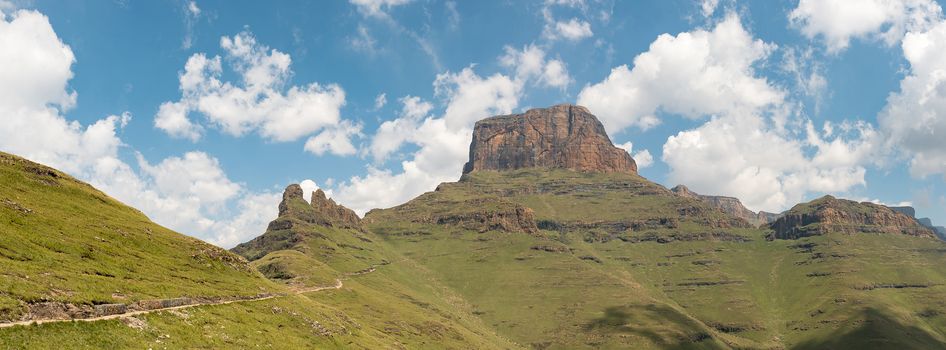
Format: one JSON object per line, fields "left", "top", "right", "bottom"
{"left": 880, "top": 19, "right": 946, "bottom": 179}
{"left": 578, "top": 15, "right": 782, "bottom": 133}
{"left": 789, "top": 0, "right": 943, "bottom": 53}
{"left": 368, "top": 95, "right": 432, "bottom": 162}
{"left": 155, "top": 31, "right": 354, "bottom": 154}
{"left": 546, "top": 18, "right": 593, "bottom": 41}
{"left": 700, "top": 0, "right": 719, "bottom": 17}
{"left": 187, "top": 1, "right": 201, "bottom": 16}
{"left": 336, "top": 66, "right": 521, "bottom": 214}
{"left": 304, "top": 120, "right": 362, "bottom": 156}
{"left": 662, "top": 112, "right": 876, "bottom": 213}
{"left": 0, "top": 9, "right": 76, "bottom": 111}
{"left": 0, "top": 9, "right": 279, "bottom": 248}
{"left": 350, "top": 25, "right": 378, "bottom": 54}
{"left": 373, "top": 92, "right": 387, "bottom": 110}
{"left": 541, "top": 1, "right": 594, "bottom": 42}
{"left": 350, "top": 0, "right": 412, "bottom": 19}
{"left": 182, "top": 1, "right": 202, "bottom": 49}
{"left": 499, "top": 44, "right": 571, "bottom": 89}
{"left": 634, "top": 150, "right": 653, "bottom": 168}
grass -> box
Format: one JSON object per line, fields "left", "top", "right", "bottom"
{"left": 5, "top": 154, "right": 946, "bottom": 349}
{"left": 0, "top": 152, "right": 279, "bottom": 321}
{"left": 366, "top": 168, "right": 946, "bottom": 349}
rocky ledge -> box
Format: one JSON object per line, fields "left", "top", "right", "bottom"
{"left": 768, "top": 195, "right": 936, "bottom": 240}
{"left": 671, "top": 185, "right": 774, "bottom": 226}
{"left": 462, "top": 104, "right": 637, "bottom": 175}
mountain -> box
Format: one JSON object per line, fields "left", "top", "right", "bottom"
{"left": 365, "top": 105, "right": 946, "bottom": 349}
{"left": 892, "top": 206, "right": 946, "bottom": 241}
{"left": 0, "top": 152, "right": 513, "bottom": 349}
{"left": 6, "top": 104, "right": 946, "bottom": 349}
{"left": 671, "top": 185, "right": 776, "bottom": 226}
{"left": 0, "top": 152, "right": 276, "bottom": 323}
{"left": 463, "top": 104, "right": 637, "bottom": 174}
{"left": 769, "top": 196, "right": 936, "bottom": 240}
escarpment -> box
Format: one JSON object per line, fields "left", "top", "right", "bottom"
{"left": 462, "top": 104, "right": 637, "bottom": 175}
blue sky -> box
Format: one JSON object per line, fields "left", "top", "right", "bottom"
{"left": 2, "top": 0, "right": 945, "bottom": 247}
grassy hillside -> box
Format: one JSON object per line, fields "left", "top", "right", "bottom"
{"left": 0, "top": 153, "right": 517, "bottom": 349}
{"left": 0, "top": 152, "right": 279, "bottom": 322}
{"left": 367, "top": 169, "right": 946, "bottom": 349}
{"left": 229, "top": 184, "right": 521, "bottom": 349}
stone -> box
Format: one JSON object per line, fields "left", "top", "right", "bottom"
{"left": 310, "top": 189, "right": 361, "bottom": 229}
{"left": 768, "top": 195, "right": 937, "bottom": 240}
{"left": 671, "top": 185, "right": 773, "bottom": 226}
{"left": 462, "top": 104, "right": 637, "bottom": 174}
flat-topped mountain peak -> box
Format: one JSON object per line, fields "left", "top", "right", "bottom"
{"left": 462, "top": 104, "right": 637, "bottom": 175}
{"left": 768, "top": 195, "right": 937, "bottom": 239}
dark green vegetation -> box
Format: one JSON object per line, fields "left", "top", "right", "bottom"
{"left": 3, "top": 150, "right": 946, "bottom": 349}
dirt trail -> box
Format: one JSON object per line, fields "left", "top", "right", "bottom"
{"left": 1, "top": 275, "right": 352, "bottom": 329}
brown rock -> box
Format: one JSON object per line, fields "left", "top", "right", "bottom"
{"left": 462, "top": 104, "right": 637, "bottom": 174}
{"left": 311, "top": 189, "right": 361, "bottom": 229}
{"left": 277, "top": 184, "right": 305, "bottom": 217}
{"left": 768, "top": 195, "right": 937, "bottom": 239}
{"left": 671, "top": 185, "right": 773, "bottom": 226}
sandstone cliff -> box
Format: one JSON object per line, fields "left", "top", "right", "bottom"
{"left": 462, "top": 104, "right": 637, "bottom": 175}
{"left": 768, "top": 195, "right": 936, "bottom": 240}
{"left": 671, "top": 185, "right": 773, "bottom": 226}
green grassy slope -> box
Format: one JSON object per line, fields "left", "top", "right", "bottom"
{"left": 0, "top": 153, "right": 517, "bottom": 349}
{"left": 367, "top": 169, "right": 946, "bottom": 349}
{"left": 0, "top": 152, "right": 279, "bottom": 321}
{"left": 229, "top": 185, "right": 521, "bottom": 349}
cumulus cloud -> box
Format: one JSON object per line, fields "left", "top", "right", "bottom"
{"left": 575, "top": 14, "right": 876, "bottom": 212}
{"left": 663, "top": 114, "right": 877, "bottom": 212}
{"left": 0, "top": 8, "right": 279, "bottom": 248}
{"left": 880, "top": 19, "right": 946, "bottom": 179}
{"left": 336, "top": 66, "right": 521, "bottom": 214}
{"left": 155, "top": 31, "right": 354, "bottom": 155}
{"left": 789, "top": 0, "right": 943, "bottom": 53}
{"left": 578, "top": 15, "right": 782, "bottom": 133}
{"left": 304, "top": 120, "right": 362, "bottom": 156}
{"left": 541, "top": 0, "right": 594, "bottom": 42}
{"left": 499, "top": 44, "right": 571, "bottom": 89}
{"left": 368, "top": 95, "right": 433, "bottom": 162}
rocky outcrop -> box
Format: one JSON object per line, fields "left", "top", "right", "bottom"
{"left": 768, "top": 196, "right": 937, "bottom": 240}
{"left": 892, "top": 206, "right": 946, "bottom": 242}
{"left": 311, "top": 189, "right": 361, "bottom": 229}
{"left": 671, "top": 185, "right": 773, "bottom": 226}
{"left": 232, "top": 184, "right": 363, "bottom": 260}
{"left": 462, "top": 104, "right": 637, "bottom": 175}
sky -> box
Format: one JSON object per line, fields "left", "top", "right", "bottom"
{"left": 2, "top": 0, "right": 946, "bottom": 248}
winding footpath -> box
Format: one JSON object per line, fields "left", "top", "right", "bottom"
{"left": 0, "top": 278, "right": 348, "bottom": 329}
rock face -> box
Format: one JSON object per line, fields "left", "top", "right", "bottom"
{"left": 768, "top": 196, "right": 936, "bottom": 240}
{"left": 671, "top": 185, "right": 773, "bottom": 226}
{"left": 311, "top": 189, "right": 361, "bottom": 229}
{"left": 462, "top": 104, "right": 637, "bottom": 175}
{"left": 892, "top": 206, "right": 946, "bottom": 242}
{"left": 232, "top": 184, "right": 362, "bottom": 260}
